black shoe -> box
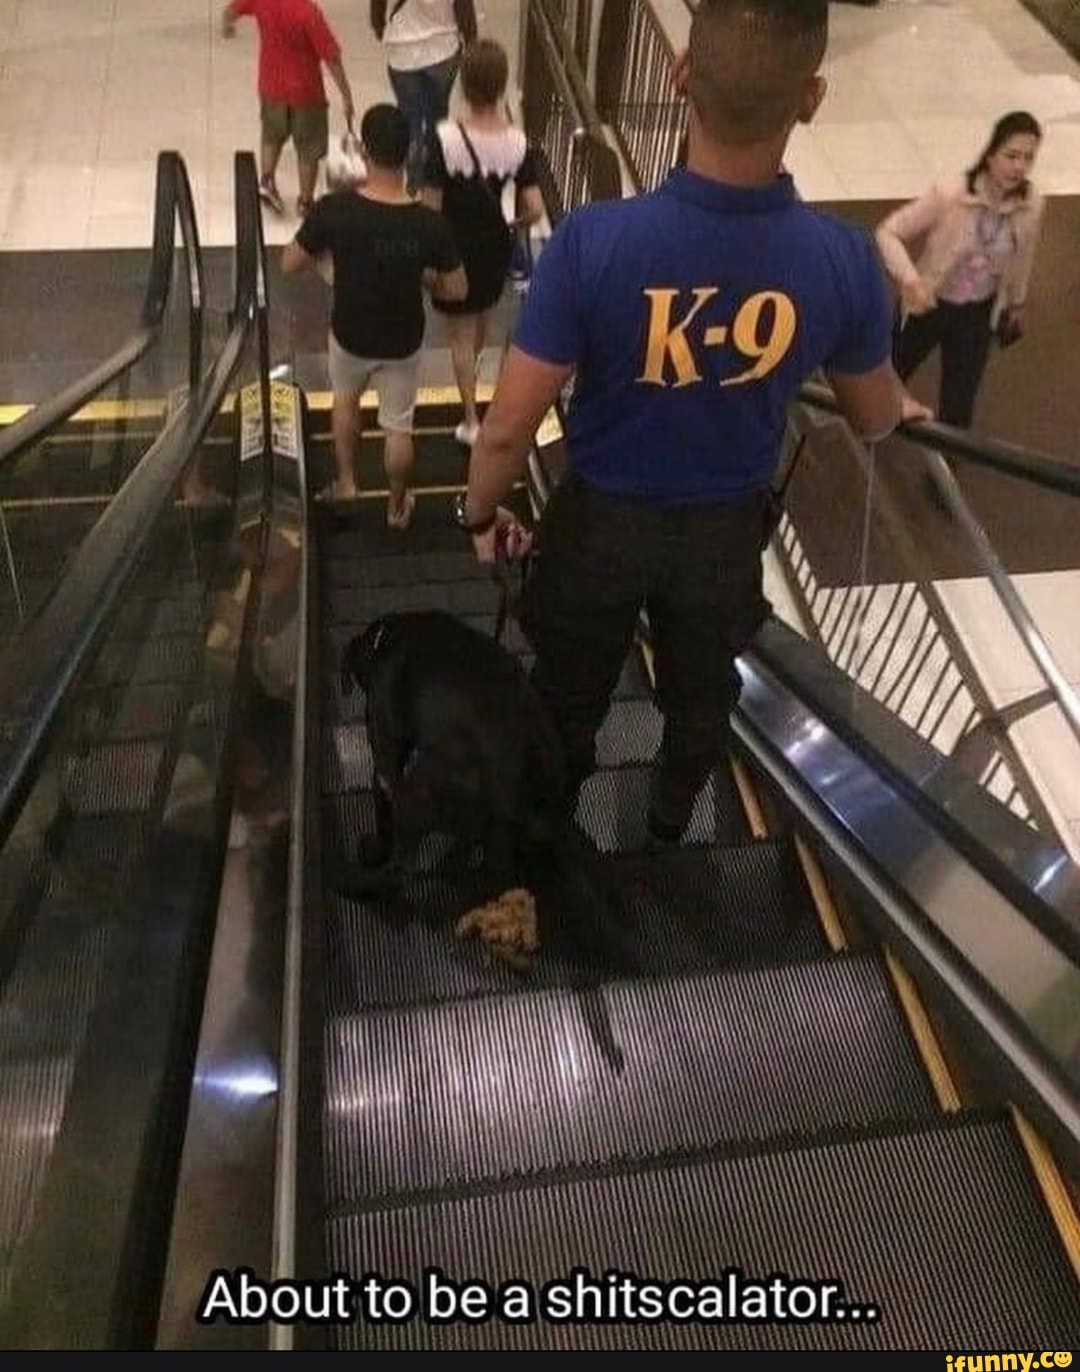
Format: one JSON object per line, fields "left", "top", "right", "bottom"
{"left": 644, "top": 810, "right": 685, "bottom": 847}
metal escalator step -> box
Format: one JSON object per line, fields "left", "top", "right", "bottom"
{"left": 322, "top": 549, "right": 488, "bottom": 589}
{"left": 67, "top": 684, "right": 191, "bottom": 743}
{"left": 327, "top": 1113, "right": 1080, "bottom": 1349}
{"left": 308, "top": 432, "right": 469, "bottom": 492}
{"left": 576, "top": 763, "right": 749, "bottom": 849}
{"left": 608, "top": 838, "right": 822, "bottom": 966}
{"left": 111, "top": 592, "right": 205, "bottom": 639}
{"left": 325, "top": 577, "right": 503, "bottom": 626}
{"left": 324, "top": 951, "right": 938, "bottom": 1207}
{"left": 322, "top": 815, "right": 820, "bottom": 1011}
{"left": 315, "top": 491, "right": 528, "bottom": 558}
{"left": 91, "top": 635, "right": 202, "bottom": 687}
{"left": 59, "top": 740, "right": 165, "bottom": 814}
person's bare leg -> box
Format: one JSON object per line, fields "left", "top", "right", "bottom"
{"left": 474, "top": 308, "right": 491, "bottom": 403}
{"left": 261, "top": 139, "right": 283, "bottom": 184}
{"left": 384, "top": 429, "right": 415, "bottom": 529}
{"left": 328, "top": 390, "right": 361, "bottom": 499}
{"left": 297, "top": 156, "right": 319, "bottom": 214}
{"left": 449, "top": 314, "right": 480, "bottom": 437}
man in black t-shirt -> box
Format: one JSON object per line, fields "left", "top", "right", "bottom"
{"left": 283, "top": 103, "right": 466, "bottom": 528}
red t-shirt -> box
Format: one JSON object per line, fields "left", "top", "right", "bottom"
{"left": 235, "top": 0, "right": 341, "bottom": 106}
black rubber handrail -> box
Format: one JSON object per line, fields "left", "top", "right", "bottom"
{"left": 0, "top": 153, "right": 261, "bottom": 853}
{"left": 0, "top": 150, "right": 204, "bottom": 471}
{"left": 797, "top": 381, "right": 1080, "bottom": 498}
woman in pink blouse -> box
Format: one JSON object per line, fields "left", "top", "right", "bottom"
{"left": 876, "top": 111, "right": 1044, "bottom": 429}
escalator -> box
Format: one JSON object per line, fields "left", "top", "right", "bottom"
{"left": 0, "top": 152, "right": 277, "bottom": 1349}
{"left": 277, "top": 394, "right": 1080, "bottom": 1351}
{"left": 0, "top": 122, "right": 1076, "bottom": 1357}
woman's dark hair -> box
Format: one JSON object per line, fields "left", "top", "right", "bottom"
{"left": 967, "top": 111, "right": 1042, "bottom": 198}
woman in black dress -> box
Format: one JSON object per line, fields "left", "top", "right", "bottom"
{"left": 422, "top": 39, "right": 544, "bottom": 446}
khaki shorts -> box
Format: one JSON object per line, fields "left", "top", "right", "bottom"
{"left": 260, "top": 101, "right": 329, "bottom": 161}
{"left": 328, "top": 333, "right": 420, "bottom": 433}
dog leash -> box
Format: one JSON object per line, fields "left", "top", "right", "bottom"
{"left": 491, "top": 544, "right": 530, "bottom": 647}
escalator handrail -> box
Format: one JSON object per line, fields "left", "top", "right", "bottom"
{"left": 797, "top": 381, "right": 1080, "bottom": 499}
{"left": 0, "top": 150, "right": 205, "bottom": 472}
{"left": 0, "top": 153, "right": 261, "bottom": 852}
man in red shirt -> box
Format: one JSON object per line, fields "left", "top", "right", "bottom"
{"left": 223, "top": 0, "right": 356, "bottom": 217}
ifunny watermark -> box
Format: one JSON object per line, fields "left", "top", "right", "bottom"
{"left": 945, "top": 1355, "right": 1073, "bottom": 1372}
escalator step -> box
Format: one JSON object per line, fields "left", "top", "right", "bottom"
{"left": 322, "top": 548, "right": 489, "bottom": 590}
{"left": 91, "top": 635, "right": 202, "bottom": 687}
{"left": 315, "top": 491, "right": 528, "bottom": 558}
{"left": 576, "top": 763, "right": 748, "bottom": 849}
{"left": 327, "top": 1113, "right": 1080, "bottom": 1349}
{"left": 322, "top": 825, "right": 820, "bottom": 1012}
{"left": 308, "top": 432, "right": 469, "bottom": 492}
{"left": 58, "top": 740, "right": 166, "bottom": 814}
{"left": 325, "top": 576, "right": 503, "bottom": 627}
{"left": 324, "top": 951, "right": 938, "bottom": 1207}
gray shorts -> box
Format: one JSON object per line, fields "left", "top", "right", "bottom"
{"left": 328, "top": 333, "right": 420, "bottom": 432}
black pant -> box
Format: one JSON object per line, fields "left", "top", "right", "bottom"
{"left": 518, "top": 474, "right": 771, "bottom": 829}
{"left": 894, "top": 297, "right": 995, "bottom": 428}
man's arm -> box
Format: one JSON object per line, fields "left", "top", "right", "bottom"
{"left": 325, "top": 56, "right": 355, "bottom": 127}
{"left": 426, "top": 264, "right": 468, "bottom": 303}
{"left": 221, "top": 1, "right": 243, "bottom": 37}
{"left": 454, "top": 0, "right": 478, "bottom": 44}
{"left": 465, "top": 346, "right": 573, "bottom": 529}
{"left": 281, "top": 240, "right": 316, "bottom": 275}
{"left": 827, "top": 361, "right": 931, "bottom": 442}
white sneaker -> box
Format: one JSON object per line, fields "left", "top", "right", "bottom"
{"left": 454, "top": 421, "right": 480, "bottom": 447}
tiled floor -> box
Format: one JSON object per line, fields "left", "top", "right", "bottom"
{"left": 0, "top": 0, "right": 524, "bottom": 252}
{"left": 1, "top": 0, "right": 1079, "bottom": 249}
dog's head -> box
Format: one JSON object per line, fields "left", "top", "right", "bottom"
{"left": 340, "top": 616, "right": 394, "bottom": 696}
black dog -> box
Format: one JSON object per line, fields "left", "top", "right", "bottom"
{"left": 336, "top": 610, "right": 634, "bottom": 969}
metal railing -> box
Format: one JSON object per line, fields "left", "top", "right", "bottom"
{"left": 596, "top": 0, "right": 687, "bottom": 192}
{"left": 523, "top": 0, "right": 622, "bottom": 225}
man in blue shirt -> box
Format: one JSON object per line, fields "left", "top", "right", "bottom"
{"left": 458, "top": 0, "right": 921, "bottom": 841}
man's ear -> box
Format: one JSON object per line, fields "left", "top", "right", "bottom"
{"left": 671, "top": 48, "right": 690, "bottom": 96}
{"left": 797, "top": 74, "right": 827, "bottom": 126}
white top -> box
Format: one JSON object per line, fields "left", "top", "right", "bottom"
{"left": 435, "top": 121, "right": 528, "bottom": 222}
{"left": 383, "top": 0, "right": 461, "bottom": 72}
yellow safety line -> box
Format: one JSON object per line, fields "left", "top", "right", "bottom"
{"left": 305, "top": 384, "right": 496, "bottom": 412}
{"left": 793, "top": 833, "right": 848, "bottom": 953}
{"left": 884, "top": 951, "right": 962, "bottom": 1112}
{"left": 1011, "top": 1107, "right": 1080, "bottom": 1282}
{"left": 729, "top": 756, "right": 769, "bottom": 839}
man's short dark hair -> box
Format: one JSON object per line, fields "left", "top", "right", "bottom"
{"left": 361, "top": 103, "right": 411, "bottom": 170}
{"left": 688, "top": 0, "right": 828, "bottom": 145}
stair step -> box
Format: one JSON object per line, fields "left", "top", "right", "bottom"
{"left": 307, "top": 431, "right": 469, "bottom": 493}
{"left": 322, "top": 831, "right": 821, "bottom": 1012}
{"left": 327, "top": 1113, "right": 1080, "bottom": 1349}
{"left": 324, "top": 951, "right": 938, "bottom": 1207}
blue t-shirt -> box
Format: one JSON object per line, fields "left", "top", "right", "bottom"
{"left": 514, "top": 169, "right": 893, "bottom": 504}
